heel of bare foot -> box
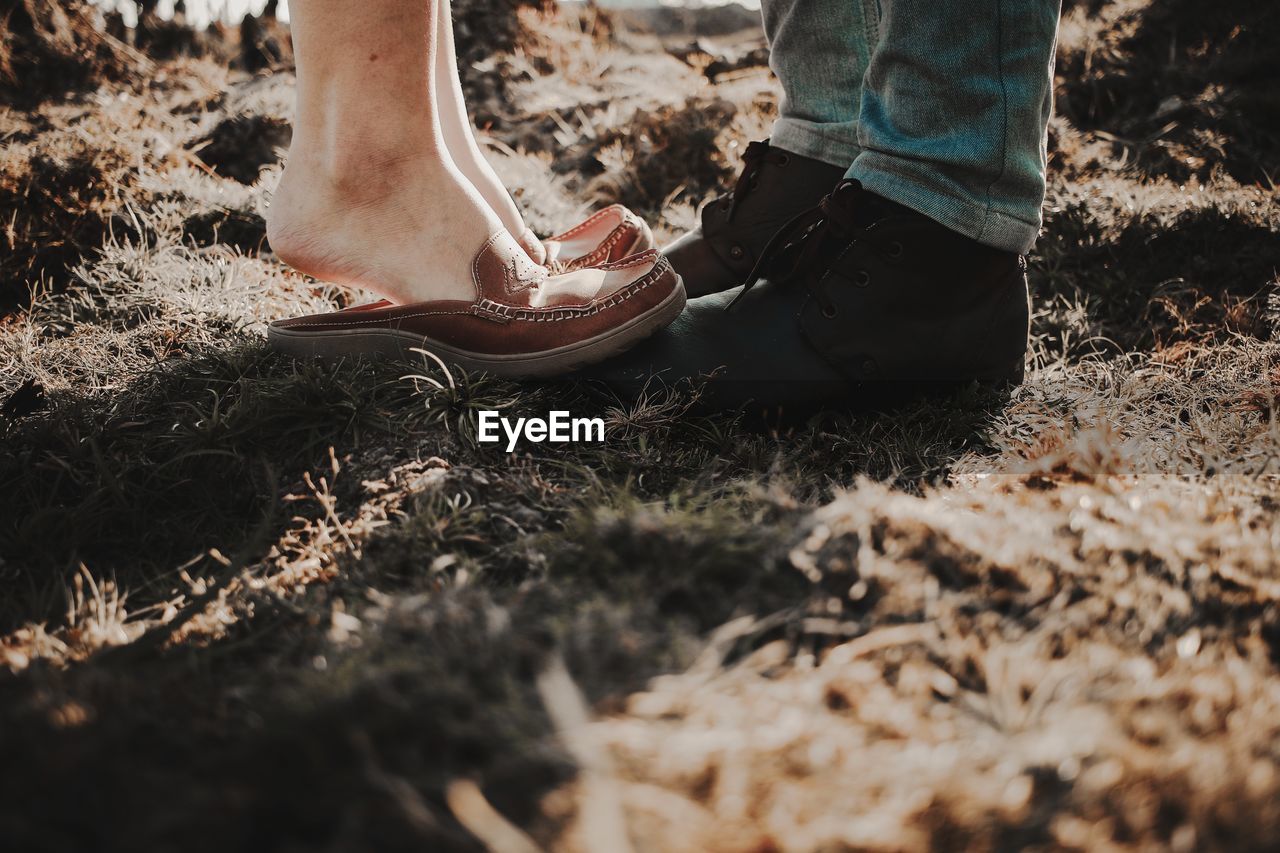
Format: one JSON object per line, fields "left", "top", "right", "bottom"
{"left": 267, "top": 153, "right": 503, "bottom": 306}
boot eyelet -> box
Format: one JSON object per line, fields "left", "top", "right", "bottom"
{"left": 729, "top": 245, "right": 746, "bottom": 260}
{"left": 777, "top": 154, "right": 791, "bottom": 167}
{"left": 885, "top": 241, "right": 903, "bottom": 259}
{"left": 860, "top": 357, "right": 878, "bottom": 376}
{"left": 821, "top": 304, "right": 839, "bottom": 319}
{"left": 854, "top": 270, "right": 871, "bottom": 287}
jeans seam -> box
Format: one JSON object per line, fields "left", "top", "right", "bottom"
{"left": 977, "top": 0, "right": 1011, "bottom": 246}
{"left": 856, "top": 153, "right": 1041, "bottom": 230}
{"left": 772, "top": 118, "right": 862, "bottom": 168}
{"left": 851, "top": 154, "right": 1040, "bottom": 252}
{"left": 862, "top": 0, "right": 880, "bottom": 46}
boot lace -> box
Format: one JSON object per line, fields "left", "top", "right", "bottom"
{"left": 723, "top": 140, "right": 792, "bottom": 222}
{"left": 727, "top": 181, "right": 868, "bottom": 316}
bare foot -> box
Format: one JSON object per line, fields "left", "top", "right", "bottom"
{"left": 270, "top": 0, "right": 527, "bottom": 300}
{"left": 434, "top": 0, "right": 545, "bottom": 263}
{"left": 438, "top": 120, "right": 541, "bottom": 262}
{"left": 267, "top": 149, "right": 504, "bottom": 305}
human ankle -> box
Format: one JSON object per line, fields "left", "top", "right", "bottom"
{"left": 289, "top": 122, "right": 442, "bottom": 189}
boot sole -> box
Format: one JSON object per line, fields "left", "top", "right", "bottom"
{"left": 268, "top": 279, "right": 686, "bottom": 379}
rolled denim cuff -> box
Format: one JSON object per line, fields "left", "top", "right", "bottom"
{"left": 769, "top": 117, "right": 862, "bottom": 171}
{"left": 848, "top": 151, "right": 1042, "bottom": 254}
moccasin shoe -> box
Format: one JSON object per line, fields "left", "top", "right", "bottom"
{"left": 542, "top": 204, "right": 656, "bottom": 272}
{"left": 269, "top": 229, "right": 684, "bottom": 378}
{"left": 663, "top": 140, "right": 846, "bottom": 298}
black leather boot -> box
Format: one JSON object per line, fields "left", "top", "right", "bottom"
{"left": 585, "top": 180, "right": 1030, "bottom": 413}
{"left": 663, "top": 140, "right": 846, "bottom": 298}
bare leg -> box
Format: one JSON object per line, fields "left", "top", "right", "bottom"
{"left": 266, "top": 0, "right": 502, "bottom": 304}
{"left": 433, "top": 0, "right": 543, "bottom": 260}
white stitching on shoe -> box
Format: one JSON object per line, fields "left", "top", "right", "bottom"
{"left": 563, "top": 223, "right": 638, "bottom": 271}
{"left": 547, "top": 205, "right": 624, "bottom": 242}
{"left": 472, "top": 230, "right": 506, "bottom": 297}
{"left": 502, "top": 251, "right": 549, "bottom": 295}
{"left": 472, "top": 261, "right": 669, "bottom": 321}
{"left": 592, "top": 251, "right": 659, "bottom": 273}
{"left": 278, "top": 254, "right": 669, "bottom": 330}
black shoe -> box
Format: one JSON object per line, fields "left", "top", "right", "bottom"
{"left": 584, "top": 180, "right": 1030, "bottom": 414}
{"left": 663, "top": 140, "right": 846, "bottom": 298}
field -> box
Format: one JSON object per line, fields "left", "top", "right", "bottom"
{"left": 2, "top": 0, "right": 1279, "bottom": 849}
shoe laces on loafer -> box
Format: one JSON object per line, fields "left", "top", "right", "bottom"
{"left": 728, "top": 179, "right": 869, "bottom": 317}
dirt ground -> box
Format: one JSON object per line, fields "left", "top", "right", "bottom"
{"left": 1, "top": 0, "right": 1278, "bottom": 850}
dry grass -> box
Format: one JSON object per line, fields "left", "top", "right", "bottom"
{"left": 0, "top": 0, "right": 144, "bottom": 107}
{"left": 1055, "top": 0, "right": 1279, "bottom": 184}
{"left": 0, "top": 1, "right": 1278, "bottom": 851}
{"left": 553, "top": 469, "right": 1280, "bottom": 851}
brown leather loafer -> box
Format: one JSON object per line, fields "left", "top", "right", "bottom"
{"left": 542, "top": 204, "right": 655, "bottom": 272}
{"left": 268, "top": 230, "right": 684, "bottom": 379}
{"left": 664, "top": 140, "right": 846, "bottom": 298}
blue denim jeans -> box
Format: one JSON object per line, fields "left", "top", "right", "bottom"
{"left": 763, "top": 0, "right": 1061, "bottom": 253}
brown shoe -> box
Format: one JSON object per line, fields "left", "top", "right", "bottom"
{"left": 268, "top": 230, "right": 684, "bottom": 379}
{"left": 663, "top": 140, "right": 846, "bottom": 298}
{"left": 541, "top": 204, "right": 655, "bottom": 272}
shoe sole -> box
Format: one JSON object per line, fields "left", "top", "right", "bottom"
{"left": 268, "top": 278, "right": 686, "bottom": 379}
